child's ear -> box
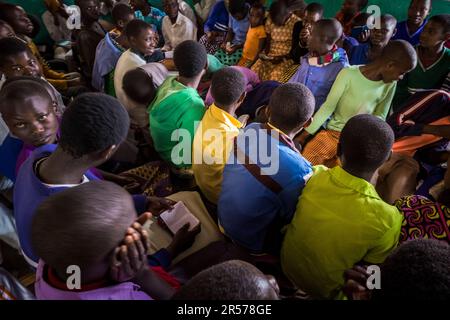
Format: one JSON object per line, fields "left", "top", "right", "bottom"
{"left": 100, "top": 144, "right": 117, "bottom": 161}
{"left": 304, "top": 117, "right": 312, "bottom": 128}
{"left": 392, "top": 28, "right": 397, "bottom": 37}
{"left": 236, "top": 91, "right": 247, "bottom": 106}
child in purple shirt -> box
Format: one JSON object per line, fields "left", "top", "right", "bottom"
{"left": 32, "top": 180, "right": 178, "bottom": 300}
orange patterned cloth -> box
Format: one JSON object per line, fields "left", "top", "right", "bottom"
{"left": 302, "top": 129, "right": 341, "bottom": 167}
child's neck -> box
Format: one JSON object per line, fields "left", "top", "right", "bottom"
{"left": 54, "top": 263, "right": 109, "bottom": 285}
{"left": 215, "top": 103, "right": 237, "bottom": 117}
{"left": 177, "top": 75, "right": 202, "bottom": 90}
{"left": 116, "top": 32, "right": 128, "bottom": 48}
{"left": 38, "top": 147, "right": 91, "bottom": 185}
{"left": 342, "top": 165, "right": 374, "bottom": 183}
{"left": 170, "top": 14, "right": 178, "bottom": 24}
{"left": 359, "top": 62, "right": 384, "bottom": 82}
{"left": 420, "top": 42, "right": 444, "bottom": 59}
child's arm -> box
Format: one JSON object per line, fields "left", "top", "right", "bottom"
{"left": 251, "top": 37, "right": 266, "bottom": 65}
{"left": 305, "top": 69, "right": 350, "bottom": 135}
{"left": 161, "top": 19, "right": 172, "bottom": 51}
{"left": 373, "top": 83, "right": 397, "bottom": 120}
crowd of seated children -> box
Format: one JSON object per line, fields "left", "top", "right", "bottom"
{"left": 1, "top": 0, "right": 450, "bottom": 301}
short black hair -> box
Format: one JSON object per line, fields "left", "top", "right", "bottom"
{"left": 124, "top": 19, "right": 152, "bottom": 39}
{"left": 314, "top": 18, "right": 343, "bottom": 44}
{"left": 409, "top": 0, "right": 432, "bottom": 9}
{"left": 268, "top": 83, "right": 315, "bottom": 133}
{"left": 172, "top": 260, "right": 278, "bottom": 300}
{"left": 31, "top": 180, "right": 135, "bottom": 272}
{"left": 173, "top": 40, "right": 207, "bottom": 78}
{"left": 429, "top": 14, "right": 450, "bottom": 35}
{"left": 380, "top": 39, "right": 417, "bottom": 70}
{"left": 269, "top": 0, "right": 288, "bottom": 22}
{"left": 339, "top": 114, "right": 394, "bottom": 172}
{"left": 305, "top": 2, "right": 323, "bottom": 15}
{"left": 250, "top": 2, "right": 265, "bottom": 14}
{"left": 372, "top": 239, "right": 450, "bottom": 301}
{"left": 0, "top": 37, "right": 31, "bottom": 67}
{"left": 210, "top": 67, "right": 246, "bottom": 107}
{"left": 122, "top": 68, "right": 157, "bottom": 105}
{"left": 380, "top": 14, "right": 397, "bottom": 28}
{"left": 0, "top": 3, "right": 17, "bottom": 24}
{"left": 228, "top": 0, "right": 247, "bottom": 16}
{"left": 0, "top": 79, "right": 52, "bottom": 114}
{"left": 112, "top": 3, "right": 134, "bottom": 26}
{"left": 59, "top": 93, "right": 130, "bottom": 158}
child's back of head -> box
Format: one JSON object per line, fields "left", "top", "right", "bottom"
{"left": 111, "top": 3, "right": 135, "bottom": 29}
{"left": 377, "top": 39, "right": 418, "bottom": 83}
{"left": 122, "top": 68, "right": 157, "bottom": 106}
{"left": 338, "top": 114, "right": 394, "bottom": 173}
{"left": 267, "top": 83, "right": 315, "bottom": 135}
{"left": 372, "top": 239, "right": 450, "bottom": 300}
{"left": 31, "top": 180, "right": 136, "bottom": 279}
{"left": 172, "top": 260, "right": 280, "bottom": 300}
{"left": 210, "top": 67, "right": 246, "bottom": 109}
{"left": 59, "top": 93, "right": 129, "bottom": 159}
{"left": 173, "top": 40, "right": 207, "bottom": 78}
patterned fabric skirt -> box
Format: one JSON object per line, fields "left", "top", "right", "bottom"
{"left": 279, "top": 63, "right": 300, "bottom": 83}
{"left": 119, "top": 161, "right": 173, "bottom": 197}
{"left": 302, "top": 129, "right": 342, "bottom": 168}
{"left": 251, "top": 58, "right": 295, "bottom": 82}
{"left": 214, "top": 48, "right": 243, "bottom": 66}
{"left": 395, "top": 195, "right": 450, "bottom": 244}
{"left": 237, "top": 57, "right": 254, "bottom": 68}
{"left": 199, "top": 32, "right": 227, "bottom": 55}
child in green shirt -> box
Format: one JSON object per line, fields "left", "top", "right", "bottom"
{"left": 297, "top": 40, "right": 417, "bottom": 168}
{"left": 149, "top": 40, "right": 207, "bottom": 170}
{"left": 392, "top": 14, "right": 450, "bottom": 112}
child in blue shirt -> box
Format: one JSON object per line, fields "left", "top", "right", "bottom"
{"left": 392, "top": 0, "right": 431, "bottom": 46}
{"left": 289, "top": 19, "right": 349, "bottom": 111}
{"left": 214, "top": 0, "right": 250, "bottom": 66}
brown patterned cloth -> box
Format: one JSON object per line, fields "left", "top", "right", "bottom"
{"left": 302, "top": 129, "right": 341, "bottom": 167}
{"left": 251, "top": 14, "right": 300, "bottom": 82}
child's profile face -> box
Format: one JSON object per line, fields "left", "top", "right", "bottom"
{"left": 370, "top": 19, "right": 396, "bottom": 47}
{"left": 308, "top": 25, "right": 336, "bottom": 56}
{"left": 249, "top": 7, "right": 264, "bottom": 28}
{"left": 382, "top": 63, "right": 413, "bottom": 83}
{"left": 420, "top": 20, "right": 447, "bottom": 48}
{"left": 1, "top": 51, "right": 42, "bottom": 79}
{"left": 163, "top": 0, "right": 179, "bottom": 20}
{"left": 132, "top": 27, "right": 158, "bottom": 56}
{"left": 0, "top": 23, "right": 16, "bottom": 40}
{"left": 118, "top": 13, "right": 135, "bottom": 30}
{"left": 407, "top": 0, "right": 431, "bottom": 26}
{"left": 3, "top": 96, "right": 58, "bottom": 147}
{"left": 9, "top": 7, "right": 34, "bottom": 35}
{"left": 129, "top": 0, "right": 145, "bottom": 11}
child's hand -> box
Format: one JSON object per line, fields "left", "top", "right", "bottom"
{"left": 220, "top": 42, "right": 228, "bottom": 51}
{"left": 343, "top": 265, "right": 371, "bottom": 300}
{"left": 110, "top": 231, "right": 148, "bottom": 282}
{"left": 206, "top": 31, "right": 217, "bottom": 41}
{"left": 166, "top": 223, "right": 201, "bottom": 258}
{"left": 146, "top": 197, "right": 176, "bottom": 216}
{"left": 358, "top": 29, "right": 371, "bottom": 43}
{"left": 64, "top": 72, "right": 81, "bottom": 80}
{"left": 226, "top": 45, "right": 239, "bottom": 54}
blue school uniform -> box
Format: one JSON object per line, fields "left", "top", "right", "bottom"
{"left": 204, "top": 0, "right": 229, "bottom": 33}
{"left": 0, "top": 135, "right": 23, "bottom": 182}
{"left": 349, "top": 42, "right": 370, "bottom": 65}
{"left": 91, "top": 32, "right": 124, "bottom": 92}
{"left": 228, "top": 5, "right": 250, "bottom": 46}
{"left": 288, "top": 47, "right": 349, "bottom": 111}
{"left": 13, "top": 144, "right": 148, "bottom": 267}
{"left": 217, "top": 123, "right": 312, "bottom": 254}
{"left": 393, "top": 20, "right": 428, "bottom": 47}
